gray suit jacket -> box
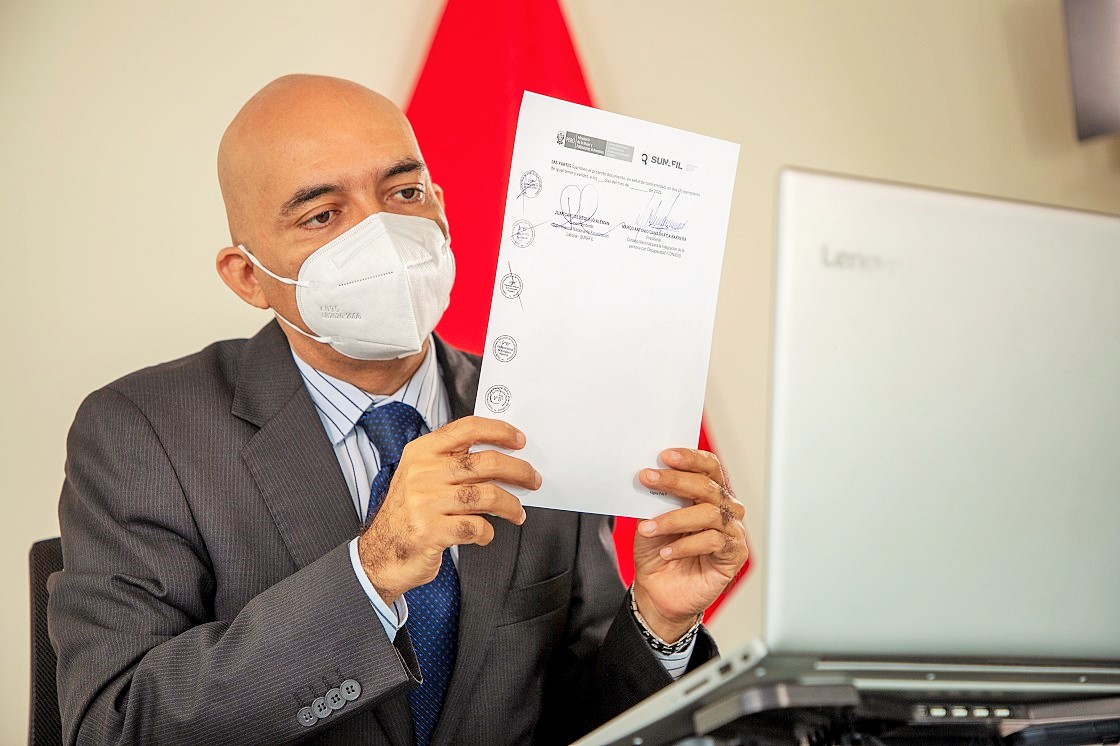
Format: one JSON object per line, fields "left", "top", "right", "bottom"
{"left": 48, "top": 322, "right": 716, "bottom": 745}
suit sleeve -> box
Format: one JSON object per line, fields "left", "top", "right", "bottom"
{"left": 540, "top": 513, "right": 719, "bottom": 743}
{"left": 48, "top": 387, "right": 421, "bottom": 746}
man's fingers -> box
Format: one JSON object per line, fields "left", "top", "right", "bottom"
{"left": 445, "top": 483, "right": 526, "bottom": 525}
{"left": 447, "top": 449, "right": 541, "bottom": 491}
{"left": 442, "top": 515, "right": 496, "bottom": 547}
{"left": 640, "top": 469, "right": 720, "bottom": 504}
{"left": 659, "top": 448, "right": 727, "bottom": 486}
{"left": 656, "top": 529, "right": 731, "bottom": 561}
{"left": 425, "top": 415, "right": 526, "bottom": 454}
{"left": 638, "top": 501, "right": 744, "bottom": 539}
{"left": 638, "top": 468, "right": 745, "bottom": 519}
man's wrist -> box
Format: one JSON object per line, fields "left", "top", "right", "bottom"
{"left": 369, "top": 579, "right": 399, "bottom": 606}
{"left": 348, "top": 538, "right": 408, "bottom": 642}
{"left": 357, "top": 531, "right": 402, "bottom": 605}
{"left": 630, "top": 584, "right": 702, "bottom": 651}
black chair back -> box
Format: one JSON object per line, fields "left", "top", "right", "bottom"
{"left": 29, "top": 538, "right": 63, "bottom": 746}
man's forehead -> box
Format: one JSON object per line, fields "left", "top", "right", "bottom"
{"left": 254, "top": 108, "right": 418, "bottom": 172}
{"left": 244, "top": 113, "right": 424, "bottom": 209}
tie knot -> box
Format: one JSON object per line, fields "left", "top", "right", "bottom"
{"left": 357, "top": 401, "right": 426, "bottom": 466}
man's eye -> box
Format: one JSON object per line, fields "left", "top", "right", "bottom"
{"left": 396, "top": 187, "right": 424, "bottom": 202}
{"left": 304, "top": 210, "right": 335, "bottom": 227}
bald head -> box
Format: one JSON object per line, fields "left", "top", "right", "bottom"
{"left": 217, "top": 74, "right": 422, "bottom": 246}
{"left": 213, "top": 74, "right": 448, "bottom": 366}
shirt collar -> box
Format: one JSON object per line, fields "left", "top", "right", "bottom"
{"left": 292, "top": 339, "right": 444, "bottom": 445}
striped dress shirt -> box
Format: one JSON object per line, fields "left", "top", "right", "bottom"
{"left": 292, "top": 338, "right": 694, "bottom": 678}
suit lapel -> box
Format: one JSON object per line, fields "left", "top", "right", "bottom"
{"left": 233, "top": 329, "right": 521, "bottom": 744}
{"left": 233, "top": 324, "right": 409, "bottom": 745}
{"left": 433, "top": 336, "right": 482, "bottom": 421}
{"left": 233, "top": 323, "right": 361, "bottom": 570}
{"left": 431, "top": 339, "right": 523, "bottom": 746}
{"left": 435, "top": 523, "right": 521, "bottom": 744}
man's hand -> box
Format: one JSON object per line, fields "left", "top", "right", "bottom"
{"left": 632, "top": 448, "right": 748, "bottom": 642}
{"left": 357, "top": 416, "right": 541, "bottom": 604}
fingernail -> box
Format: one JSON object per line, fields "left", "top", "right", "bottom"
{"left": 644, "top": 469, "right": 660, "bottom": 482}
{"left": 639, "top": 520, "right": 657, "bottom": 535}
{"left": 514, "top": 430, "right": 526, "bottom": 447}
{"left": 533, "top": 470, "right": 542, "bottom": 489}
{"left": 519, "top": 508, "right": 527, "bottom": 524}
{"left": 660, "top": 546, "right": 673, "bottom": 559}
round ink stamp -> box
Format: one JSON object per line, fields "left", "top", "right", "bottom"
{"left": 500, "top": 272, "right": 523, "bottom": 299}
{"left": 510, "top": 219, "right": 535, "bottom": 248}
{"left": 492, "top": 335, "right": 518, "bottom": 362}
{"left": 485, "top": 385, "right": 512, "bottom": 413}
{"left": 519, "top": 170, "right": 542, "bottom": 198}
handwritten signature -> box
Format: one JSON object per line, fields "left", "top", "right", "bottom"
{"left": 636, "top": 191, "right": 689, "bottom": 233}
{"left": 550, "top": 184, "right": 617, "bottom": 237}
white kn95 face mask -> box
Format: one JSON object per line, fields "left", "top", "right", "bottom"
{"left": 237, "top": 211, "right": 455, "bottom": 360}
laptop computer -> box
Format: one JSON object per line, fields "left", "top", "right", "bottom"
{"left": 577, "top": 169, "right": 1120, "bottom": 745}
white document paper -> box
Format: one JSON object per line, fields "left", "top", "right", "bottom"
{"left": 473, "top": 92, "right": 740, "bottom": 518}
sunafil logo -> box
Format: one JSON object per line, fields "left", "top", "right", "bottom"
{"left": 819, "top": 244, "right": 901, "bottom": 273}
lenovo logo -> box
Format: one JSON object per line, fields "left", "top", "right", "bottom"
{"left": 820, "top": 244, "right": 901, "bottom": 273}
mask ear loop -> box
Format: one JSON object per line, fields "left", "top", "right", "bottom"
{"left": 236, "top": 245, "right": 310, "bottom": 287}
{"left": 271, "top": 312, "right": 333, "bottom": 344}
{"left": 235, "top": 245, "right": 331, "bottom": 344}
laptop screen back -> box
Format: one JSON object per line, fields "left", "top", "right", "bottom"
{"left": 766, "top": 170, "right": 1120, "bottom": 661}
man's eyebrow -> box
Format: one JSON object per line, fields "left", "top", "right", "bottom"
{"left": 278, "top": 184, "right": 343, "bottom": 218}
{"left": 275, "top": 160, "right": 425, "bottom": 219}
{"left": 383, "top": 158, "right": 427, "bottom": 180}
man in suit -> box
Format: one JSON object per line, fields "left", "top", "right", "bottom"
{"left": 48, "top": 75, "right": 749, "bottom": 745}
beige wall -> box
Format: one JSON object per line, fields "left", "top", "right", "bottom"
{"left": 3, "top": 0, "right": 1118, "bottom": 739}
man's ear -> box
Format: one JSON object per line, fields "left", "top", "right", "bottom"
{"left": 432, "top": 182, "right": 446, "bottom": 211}
{"left": 216, "top": 246, "right": 270, "bottom": 309}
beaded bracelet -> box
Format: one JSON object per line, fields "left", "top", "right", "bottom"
{"left": 628, "top": 585, "right": 702, "bottom": 655}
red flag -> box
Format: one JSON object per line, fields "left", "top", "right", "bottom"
{"left": 406, "top": 0, "right": 592, "bottom": 354}
{"left": 406, "top": 0, "right": 745, "bottom": 620}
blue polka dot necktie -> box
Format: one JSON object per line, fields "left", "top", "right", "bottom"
{"left": 358, "top": 401, "right": 460, "bottom": 746}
